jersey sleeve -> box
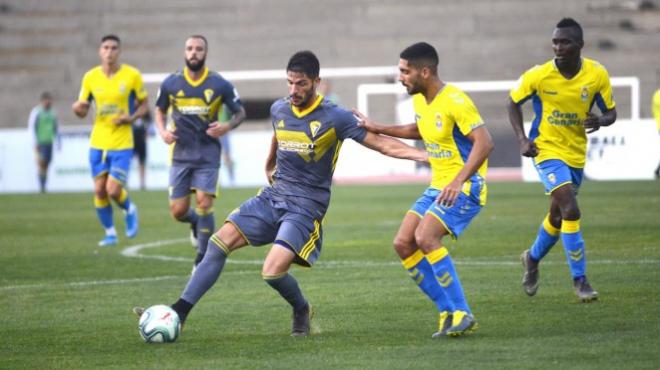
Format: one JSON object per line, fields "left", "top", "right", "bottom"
{"left": 451, "top": 92, "right": 485, "bottom": 136}
{"left": 593, "top": 66, "right": 616, "bottom": 113}
{"left": 155, "top": 77, "right": 172, "bottom": 112}
{"left": 131, "top": 70, "right": 148, "bottom": 101}
{"left": 78, "top": 71, "right": 93, "bottom": 103}
{"left": 334, "top": 109, "right": 367, "bottom": 143}
{"left": 221, "top": 80, "right": 243, "bottom": 114}
{"left": 510, "top": 66, "right": 540, "bottom": 105}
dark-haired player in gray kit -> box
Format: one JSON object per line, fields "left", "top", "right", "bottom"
{"left": 136, "top": 50, "right": 428, "bottom": 337}
{"left": 154, "top": 35, "right": 246, "bottom": 269}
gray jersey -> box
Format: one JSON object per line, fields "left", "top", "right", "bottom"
{"left": 263, "top": 96, "right": 367, "bottom": 218}
{"left": 156, "top": 68, "right": 242, "bottom": 167}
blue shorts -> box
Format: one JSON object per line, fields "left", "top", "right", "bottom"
{"left": 227, "top": 192, "right": 323, "bottom": 267}
{"left": 169, "top": 165, "right": 219, "bottom": 199}
{"left": 89, "top": 148, "right": 133, "bottom": 184}
{"left": 534, "top": 159, "right": 583, "bottom": 194}
{"left": 37, "top": 144, "right": 53, "bottom": 165}
{"left": 409, "top": 187, "right": 482, "bottom": 239}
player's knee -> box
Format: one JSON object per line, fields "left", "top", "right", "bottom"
{"left": 261, "top": 260, "right": 289, "bottom": 277}
{"left": 94, "top": 187, "right": 107, "bottom": 198}
{"left": 414, "top": 232, "right": 436, "bottom": 254}
{"left": 169, "top": 203, "right": 188, "bottom": 220}
{"left": 105, "top": 183, "right": 122, "bottom": 199}
{"left": 549, "top": 212, "right": 563, "bottom": 228}
{"left": 195, "top": 196, "right": 214, "bottom": 210}
{"left": 393, "top": 236, "right": 415, "bottom": 257}
{"left": 558, "top": 200, "right": 580, "bottom": 220}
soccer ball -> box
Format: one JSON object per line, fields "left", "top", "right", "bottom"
{"left": 138, "top": 305, "right": 181, "bottom": 343}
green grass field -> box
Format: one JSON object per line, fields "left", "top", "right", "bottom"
{"left": 1, "top": 181, "right": 659, "bottom": 369}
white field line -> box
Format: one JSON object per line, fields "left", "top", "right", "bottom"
{"left": 121, "top": 238, "right": 659, "bottom": 267}
{"left": 3, "top": 238, "right": 657, "bottom": 291}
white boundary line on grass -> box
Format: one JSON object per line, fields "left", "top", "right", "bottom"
{"left": 120, "top": 238, "right": 659, "bottom": 268}
{"left": 3, "top": 238, "right": 656, "bottom": 291}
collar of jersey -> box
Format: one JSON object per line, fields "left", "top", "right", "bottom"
{"left": 551, "top": 58, "right": 583, "bottom": 80}
{"left": 99, "top": 64, "right": 123, "bottom": 79}
{"left": 291, "top": 94, "right": 324, "bottom": 118}
{"left": 184, "top": 67, "right": 209, "bottom": 87}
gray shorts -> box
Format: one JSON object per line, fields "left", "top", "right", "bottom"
{"left": 169, "top": 165, "right": 219, "bottom": 199}
{"left": 226, "top": 192, "right": 323, "bottom": 267}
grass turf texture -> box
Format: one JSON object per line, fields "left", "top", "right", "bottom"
{"left": 1, "top": 181, "right": 658, "bottom": 369}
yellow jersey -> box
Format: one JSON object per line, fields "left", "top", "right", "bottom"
{"left": 510, "top": 58, "right": 616, "bottom": 168}
{"left": 78, "top": 64, "right": 148, "bottom": 150}
{"left": 414, "top": 84, "right": 488, "bottom": 205}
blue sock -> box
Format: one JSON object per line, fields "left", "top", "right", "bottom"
{"left": 94, "top": 196, "right": 114, "bottom": 230}
{"left": 428, "top": 247, "right": 471, "bottom": 314}
{"left": 196, "top": 208, "right": 215, "bottom": 257}
{"left": 180, "top": 208, "right": 199, "bottom": 224}
{"left": 263, "top": 273, "right": 308, "bottom": 312}
{"left": 402, "top": 250, "right": 454, "bottom": 312}
{"left": 181, "top": 235, "right": 229, "bottom": 304}
{"left": 561, "top": 220, "right": 586, "bottom": 279}
{"left": 530, "top": 214, "right": 560, "bottom": 261}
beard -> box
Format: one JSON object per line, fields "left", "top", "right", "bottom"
{"left": 290, "top": 90, "right": 313, "bottom": 107}
{"left": 185, "top": 57, "right": 206, "bottom": 72}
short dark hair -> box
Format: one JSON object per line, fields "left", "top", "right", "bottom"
{"left": 287, "top": 50, "right": 320, "bottom": 79}
{"left": 40, "top": 91, "right": 52, "bottom": 100}
{"left": 556, "top": 17, "right": 583, "bottom": 41}
{"left": 400, "top": 42, "right": 439, "bottom": 73}
{"left": 188, "top": 34, "right": 208, "bottom": 49}
{"left": 101, "top": 34, "right": 121, "bottom": 45}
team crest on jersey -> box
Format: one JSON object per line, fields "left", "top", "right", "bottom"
{"left": 277, "top": 119, "right": 285, "bottom": 128}
{"left": 435, "top": 113, "right": 443, "bottom": 129}
{"left": 204, "top": 89, "right": 214, "bottom": 103}
{"left": 547, "top": 173, "right": 557, "bottom": 184}
{"left": 309, "top": 120, "right": 322, "bottom": 137}
{"left": 119, "top": 83, "right": 126, "bottom": 94}
{"left": 176, "top": 90, "right": 185, "bottom": 97}
{"left": 580, "top": 86, "right": 589, "bottom": 102}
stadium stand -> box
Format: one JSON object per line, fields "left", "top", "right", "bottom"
{"left": 1, "top": 0, "right": 659, "bottom": 166}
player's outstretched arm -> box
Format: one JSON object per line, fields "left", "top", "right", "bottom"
{"left": 360, "top": 131, "right": 428, "bottom": 162}
{"left": 506, "top": 97, "right": 538, "bottom": 157}
{"left": 352, "top": 109, "right": 421, "bottom": 139}
{"left": 155, "top": 106, "right": 177, "bottom": 144}
{"left": 583, "top": 107, "right": 617, "bottom": 133}
{"left": 436, "top": 126, "right": 494, "bottom": 207}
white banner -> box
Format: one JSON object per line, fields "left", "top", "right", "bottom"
{"left": 521, "top": 119, "right": 659, "bottom": 181}
{"left": 0, "top": 128, "right": 273, "bottom": 193}
{"left": 0, "top": 127, "right": 420, "bottom": 193}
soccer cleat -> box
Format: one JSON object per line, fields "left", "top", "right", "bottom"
{"left": 573, "top": 276, "right": 598, "bottom": 302}
{"left": 98, "top": 235, "right": 118, "bottom": 247}
{"left": 125, "top": 204, "right": 139, "bottom": 238}
{"left": 521, "top": 249, "right": 540, "bottom": 296}
{"left": 291, "top": 304, "right": 314, "bottom": 337}
{"left": 133, "top": 306, "right": 145, "bottom": 317}
{"left": 446, "top": 310, "right": 478, "bottom": 337}
{"left": 190, "top": 222, "right": 198, "bottom": 248}
{"left": 431, "top": 311, "right": 453, "bottom": 338}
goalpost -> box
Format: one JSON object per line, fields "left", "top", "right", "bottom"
{"left": 355, "top": 77, "right": 659, "bottom": 181}
{"left": 356, "top": 77, "right": 641, "bottom": 121}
